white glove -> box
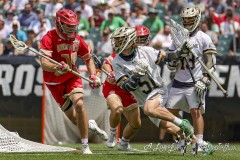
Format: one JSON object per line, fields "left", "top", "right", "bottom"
{"left": 194, "top": 77, "right": 210, "bottom": 98}
{"left": 134, "top": 58, "right": 148, "bottom": 76}
{"left": 178, "top": 40, "right": 193, "bottom": 58}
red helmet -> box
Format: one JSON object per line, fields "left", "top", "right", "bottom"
{"left": 135, "top": 26, "right": 150, "bottom": 45}
{"left": 55, "top": 9, "right": 79, "bottom": 40}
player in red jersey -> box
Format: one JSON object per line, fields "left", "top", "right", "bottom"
{"left": 40, "top": 9, "right": 102, "bottom": 154}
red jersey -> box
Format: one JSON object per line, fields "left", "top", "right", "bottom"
{"left": 40, "top": 30, "right": 91, "bottom": 83}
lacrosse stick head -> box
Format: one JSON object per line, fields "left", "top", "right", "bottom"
{"left": 9, "top": 34, "right": 28, "bottom": 51}
{"left": 91, "top": 54, "right": 102, "bottom": 69}
{"left": 170, "top": 19, "right": 190, "bottom": 48}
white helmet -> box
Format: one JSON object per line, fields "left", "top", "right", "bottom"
{"left": 110, "top": 27, "right": 136, "bottom": 54}
{"left": 180, "top": 6, "right": 201, "bottom": 33}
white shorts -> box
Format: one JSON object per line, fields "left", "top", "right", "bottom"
{"left": 166, "top": 87, "right": 205, "bottom": 114}
{"left": 139, "top": 88, "right": 168, "bottom": 127}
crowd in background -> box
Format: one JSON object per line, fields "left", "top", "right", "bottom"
{"left": 0, "top": 0, "right": 239, "bottom": 57}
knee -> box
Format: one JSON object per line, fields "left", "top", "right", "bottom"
{"left": 144, "top": 106, "right": 154, "bottom": 116}
{"left": 129, "top": 120, "right": 141, "bottom": 129}
{"left": 74, "top": 100, "right": 85, "bottom": 113}
{"left": 112, "top": 106, "right": 123, "bottom": 116}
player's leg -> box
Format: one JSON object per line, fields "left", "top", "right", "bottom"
{"left": 143, "top": 92, "right": 194, "bottom": 137}
{"left": 106, "top": 94, "right": 124, "bottom": 148}
{"left": 118, "top": 105, "right": 141, "bottom": 150}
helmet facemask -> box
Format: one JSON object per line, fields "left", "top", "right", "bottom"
{"left": 59, "top": 19, "right": 78, "bottom": 39}
{"left": 111, "top": 27, "right": 136, "bottom": 54}
{"left": 135, "top": 35, "right": 150, "bottom": 45}
{"left": 180, "top": 6, "right": 201, "bottom": 33}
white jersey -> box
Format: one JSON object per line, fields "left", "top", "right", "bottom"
{"left": 169, "top": 30, "right": 216, "bottom": 83}
{"left": 112, "top": 46, "right": 168, "bottom": 106}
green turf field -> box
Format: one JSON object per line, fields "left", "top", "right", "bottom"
{"left": 0, "top": 143, "right": 239, "bottom": 160}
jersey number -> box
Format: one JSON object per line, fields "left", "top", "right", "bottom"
{"left": 138, "top": 75, "right": 158, "bottom": 94}
{"left": 180, "top": 54, "right": 195, "bottom": 70}
{"left": 61, "top": 52, "right": 77, "bottom": 69}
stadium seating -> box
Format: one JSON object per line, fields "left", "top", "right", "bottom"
{"left": 216, "top": 34, "right": 233, "bottom": 56}
{"left": 89, "top": 27, "right": 101, "bottom": 52}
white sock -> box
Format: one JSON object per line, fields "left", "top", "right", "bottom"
{"left": 81, "top": 138, "right": 88, "bottom": 145}
{"left": 196, "top": 134, "right": 204, "bottom": 144}
{"left": 110, "top": 127, "right": 117, "bottom": 134}
{"left": 173, "top": 117, "right": 183, "bottom": 126}
{"left": 120, "top": 136, "right": 130, "bottom": 145}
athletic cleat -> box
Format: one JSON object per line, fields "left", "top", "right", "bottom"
{"left": 88, "top": 120, "right": 108, "bottom": 141}
{"left": 179, "top": 119, "right": 194, "bottom": 138}
{"left": 82, "top": 144, "right": 92, "bottom": 154}
{"left": 106, "top": 133, "right": 117, "bottom": 148}
{"left": 118, "top": 142, "right": 135, "bottom": 151}
{"left": 199, "top": 141, "right": 214, "bottom": 155}
{"left": 179, "top": 139, "right": 187, "bottom": 156}
{"left": 192, "top": 142, "right": 198, "bottom": 156}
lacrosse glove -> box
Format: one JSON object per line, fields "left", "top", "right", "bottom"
{"left": 177, "top": 40, "right": 193, "bottom": 58}
{"left": 134, "top": 58, "right": 148, "bottom": 76}
{"left": 194, "top": 76, "right": 211, "bottom": 98}
{"left": 106, "top": 71, "right": 116, "bottom": 83}
{"left": 89, "top": 74, "right": 101, "bottom": 89}
{"left": 54, "top": 61, "right": 69, "bottom": 76}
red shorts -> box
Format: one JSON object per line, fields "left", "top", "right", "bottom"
{"left": 102, "top": 81, "right": 137, "bottom": 107}
{"left": 46, "top": 78, "right": 83, "bottom": 107}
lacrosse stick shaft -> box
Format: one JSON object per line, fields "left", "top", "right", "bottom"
{"left": 190, "top": 49, "right": 227, "bottom": 97}
{"left": 28, "top": 47, "right": 93, "bottom": 83}
{"left": 101, "top": 68, "right": 112, "bottom": 77}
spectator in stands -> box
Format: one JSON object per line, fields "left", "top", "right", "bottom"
{"left": 221, "top": 7, "right": 240, "bottom": 24}
{"left": 206, "top": 6, "right": 221, "bottom": 28}
{"left": 112, "top": 0, "right": 131, "bottom": 15}
{"left": 25, "top": 29, "right": 40, "bottom": 51}
{"left": 100, "top": 10, "right": 126, "bottom": 35}
{"left": 167, "top": 0, "right": 185, "bottom": 16}
{"left": 9, "top": 20, "right": 28, "bottom": 42}
{"left": 45, "top": 0, "right": 64, "bottom": 17}
{"left": 127, "top": 6, "right": 147, "bottom": 27}
{"left": 143, "top": 7, "right": 164, "bottom": 36}
{"left": 0, "top": 16, "right": 11, "bottom": 41}
{"left": 201, "top": 21, "right": 218, "bottom": 46}
{"left": 79, "top": 30, "right": 94, "bottom": 53}
{"left": 204, "top": 16, "right": 220, "bottom": 34}
{"left": 75, "top": 8, "right": 90, "bottom": 33}
{"left": 208, "top": 0, "right": 228, "bottom": 16}
{"left": 4, "top": 10, "right": 18, "bottom": 33}
{"left": 189, "top": 0, "right": 206, "bottom": 13}
{"left": 97, "top": 29, "right": 113, "bottom": 55}
{"left": 2, "top": 39, "right": 15, "bottom": 56}
{"left": 228, "top": 30, "right": 240, "bottom": 56}
{"left": 150, "top": 24, "right": 172, "bottom": 50}
{"left": 28, "top": 8, "right": 52, "bottom": 41}
{"left": 130, "top": 0, "right": 148, "bottom": 15}
{"left": 88, "top": 6, "right": 105, "bottom": 28}
{"left": 220, "top": 7, "right": 240, "bottom": 35}
{"left": 118, "top": 4, "right": 130, "bottom": 21}
{"left": 18, "top": 3, "right": 38, "bottom": 31}
{"left": 0, "top": 0, "right": 11, "bottom": 12}
{"left": 77, "top": 0, "right": 93, "bottom": 19}
{"left": 11, "top": 0, "right": 29, "bottom": 11}
{"left": 64, "top": 0, "right": 80, "bottom": 11}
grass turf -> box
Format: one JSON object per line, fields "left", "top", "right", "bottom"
{"left": 0, "top": 143, "right": 239, "bottom": 160}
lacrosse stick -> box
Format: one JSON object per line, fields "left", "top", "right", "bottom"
{"left": 91, "top": 54, "right": 112, "bottom": 77}
{"left": 9, "top": 34, "right": 93, "bottom": 83}
{"left": 169, "top": 19, "right": 227, "bottom": 97}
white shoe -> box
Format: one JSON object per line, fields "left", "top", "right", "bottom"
{"left": 106, "top": 133, "right": 117, "bottom": 148}
{"left": 89, "top": 120, "right": 108, "bottom": 141}
{"left": 82, "top": 145, "right": 92, "bottom": 154}
{"left": 118, "top": 142, "right": 134, "bottom": 151}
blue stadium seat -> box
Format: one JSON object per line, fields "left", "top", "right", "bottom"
{"left": 217, "top": 34, "right": 233, "bottom": 56}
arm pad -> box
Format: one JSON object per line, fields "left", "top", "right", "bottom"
{"left": 120, "top": 75, "right": 141, "bottom": 92}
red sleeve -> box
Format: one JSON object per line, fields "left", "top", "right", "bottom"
{"left": 40, "top": 31, "right": 53, "bottom": 57}
{"left": 77, "top": 36, "right": 91, "bottom": 57}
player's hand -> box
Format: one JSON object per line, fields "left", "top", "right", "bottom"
{"left": 89, "top": 74, "right": 101, "bottom": 89}
{"left": 178, "top": 40, "right": 193, "bottom": 58}
{"left": 194, "top": 76, "right": 210, "bottom": 98}
{"left": 134, "top": 58, "right": 148, "bottom": 76}
{"left": 54, "top": 61, "right": 69, "bottom": 76}
{"left": 107, "top": 71, "right": 116, "bottom": 83}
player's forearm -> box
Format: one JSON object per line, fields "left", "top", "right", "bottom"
{"left": 40, "top": 57, "right": 58, "bottom": 72}
{"left": 102, "top": 63, "right": 112, "bottom": 73}
{"left": 85, "top": 58, "right": 97, "bottom": 75}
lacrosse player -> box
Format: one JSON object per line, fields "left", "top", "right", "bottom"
{"left": 39, "top": 9, "right": 106, "bottom": 154}
{"left": 166, "top": 6, "right": 217, "bottom": 155}
{"left": 110, "top": 27, "right": 195, "bottom": 143}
